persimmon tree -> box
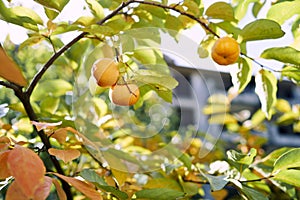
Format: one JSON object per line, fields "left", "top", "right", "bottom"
{"left": 0, "top": 0, "right": 300, "bottom": 199}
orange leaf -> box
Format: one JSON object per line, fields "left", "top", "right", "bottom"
{"left": 33, "top": 176, "right": 52, "bottom": 200}
{"left": 0, "top": 46, "right": 26, "bottom": 86}
{"left": 0, "top": 136, "right": 10, "bottom": 151}
{"left": 31, "top": 121, "right": 62, "bottom": 131}
{"left": 52, "top": 173, "right": 102, "bottom": 200}
{"left": 5, "top": 181, "right": 28, "bottom": 200}
{"left": 5, "top": 176, "right": 52, "bottom": 200}
{"left": 52, "top": 178, "right": 67, "bottom": 200}
{"left": 0, "top": 151, "right": 11, "bottom": 179}
{"left": 51, "top": 128, "right": 68, "bottom": 144}
{"left": 7, "top": 145, "right": 46, "bottom": 198}
{"left": 48, "top": 148, "right": 81, "bottom": 163}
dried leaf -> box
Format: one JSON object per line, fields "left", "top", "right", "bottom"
{"left": 7, "top": 145, "right": 46, "bottom": 198}
{"left": 51, "top": 128, "right": 68, "bottom": 144}
{"left": 0, "top": 46, "right": 27, "bottom": 86}
{"left": 0, "top": 151, "right": 11, "bottom": 179}
{"left": 48, "top": 148, "right": 81, "bottom": 163}
{"left": 31, "top": 121, "right": 62, "bottom": 131}
{"left": 52, "top": 173, "right": 102, "bottom": 200}
{"left": 52, "top": 178, "right": 67, "bottom": 200}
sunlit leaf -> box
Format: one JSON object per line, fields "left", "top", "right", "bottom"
{"left": 85, "top": 0, "right": 104, "bottom": 20}
{"left": 40, "top": 96, "right": 60, "bottom": 114}
{"left": 281, "top": 66, "right": 300, "bottom": 85}
{"left": 0, "top": 46, "right": 27, "bottom": 86}
{"left": 234, "top": 0, "right": 258, "bottom": 20}
{"left": 7, "top": 145, "right": 46, "bottom": 198}
{"left": 276, "top": 112, "right": 298, "bottom": 126}
{"left": 205, "top": 2, "right": 236, "bottom": 21}
{"left": 273, "top": 169, "right": 300, "bottom": 187}
{"left": 10, "top": 6, "right": 43, "bottom": 25}
{"left": 134, "top": 188, "right": 185, "bottom": 200}
{"left": 0, "top": 1, "right": 39, "bottom": 31}
{"left": 255, "top": 69, "right": 277, "bottom": 120}
{"left": 52, "top": 178, "right": 67, "bottom": 200}
{"left": 275, "top": 99, "right": 291, "bottom": 113}
{"left": 52, "top": 173, "right": 102, "bottom": 200}
{"left": 261, "top": 46, "right": 300, "bottom": 66}
{"left": 34, "top": 0, "right": 70, "bottom": 12}
{"left": 231, "top": 57, "right": 252, "bottom": 93}
{"left": 273, "top": 148, "right": 300, "bottom": 172}
{"left": 209, "top": 113, "right": 237, "bottom": 124}
{"left": 227, "top": 148, "right": 257, "bottom": 172}
{"left": 239, "top": 184, "right": 268, "bottom": 200}
{"left": 241, "top": 19, "right": 285, "bottom": 41}
{"left": 48, "top": 148, "right": 81, "bottom": 163}
{"left": 267, "top": 1, "right": 300, "bottom": 25}
{"left": 144, "top": 178, "right": 182, "bottom": 191}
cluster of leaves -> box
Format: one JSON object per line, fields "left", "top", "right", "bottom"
{"left": 0, "top": 0, "right": 300, "bottom": 199}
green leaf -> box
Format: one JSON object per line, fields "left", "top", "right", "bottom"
{"left": 182, "top": 0, "right": 202, "bottom": 17}
{"left": 10, "top": 6, "right": 43, "bottom": 25}
{"left": 261, "top": 147, "right": 293, "bottom": 167}
{"left": 133, "top": 70, "right": 178, "bottom": 90}
{"left": 19, "top": 35, "right": 45, "bottom": 50}
{"left": 44, "top": 7, "right": 59, "bottom": 20}
{"left": 234, "top": 0, "right": 258, "bottom": 20}
{"left": 162, "top": 144, "right": 192, "bottom": 170}
{"left": 267, "top": 1, "right": 300, "bottom": 25}
{"left": 231, "top": 57, "right": 252, "bottom": 93}
{"left": 34, "top": 0, "right": 70, "bottom": 12}
{"left": 227, "top": 148, "right": 257, "bottom": 165}
{"left": 165, "top": 15, "right": 184, "bottom": 38}
{"left": 273, "top": 148, "right": 300, "bottom": 172}
{"left": 240, "top": 184, "right": 268, "bottom": 200}
{"left": 261, "top": 46, "right": 300, "bottom": 66}
{"left": 85, "top": 0, "right": 104, "bottom": 20}
{"left": 205, "top": 2, "right": 236, "bottom": 21}
{"left": 215, "top": 21, "right": 241, "bottom": 38}
{"left": 227, "top": 148, "right": 257, "bottom": 172}
{"left": 255, "top": 69, "right": 277, "bottom": 120}
{"left": 32, "top": 79, "right": 73, "bottom": 101}
{"left": 276, "top": 112, "right": 298, "bottom": 126}
{"left": 144, "top": 178, "right": 182, "bottom": 191}
{"left": 134, "top": 188, "right": 185, "bottom": 200}
{"left": 274, "top": 169, "right": 300, "bottom": 187}
{"left": 252, "top": 1, "right": 266, "bottom": 18}
{"left": 275, "top": 99, "right": 291, "bottom": 113}
{"left": 203, "top": 174, "right": 228, "bottom": 191}
{"left": 80, "top": 169, "right": 128, "bottom": 200}
{"left": 241, "top": 19, "right": 285, "bottom": 41}
{"left": 0, "top": 1, "right": 39, "bottom": 31}
{"left": 40, "top": 96, "right": 60, "bottom": 114}
{"left": 74, "top": 16, "right": 97, "bottom": 26}
{"left": 80, "top": 169, "right": 107, "bottom": 186}
{"left": 281, "top": 66, "right": 300, "bottom": 85}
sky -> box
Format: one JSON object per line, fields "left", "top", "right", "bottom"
{"left": 0, "top": 0, "right": 294, "bottom": 73}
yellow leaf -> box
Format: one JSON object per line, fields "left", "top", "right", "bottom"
{"left": 0, "top": 46, "right": 26, "bottom": 86}
{"left": 48, "top": 148, "right": 81, "bottom": 163}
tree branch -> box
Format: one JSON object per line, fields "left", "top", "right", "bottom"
{"left": 25, "top": 0, "right": 135, "bottom": 97}
{"left": 131, "top": 0, "right": 220, "bottom": 38}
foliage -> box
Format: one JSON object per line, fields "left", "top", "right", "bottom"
{"left": 0, "top": 0, "right": 300, "bottom": 199}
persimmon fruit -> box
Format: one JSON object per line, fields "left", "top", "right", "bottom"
{"left": 92, "top": 58, "right": 120, "bottom": 87}
{"left": 211, "top": 37, "right": 240, "bottom": 65}
{"left": 109, "top": 84, "right": 140, "bottom": 106}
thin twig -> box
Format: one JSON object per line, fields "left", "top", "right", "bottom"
{"left": 132, "top": 0, "right": 219, "bottom": 38}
